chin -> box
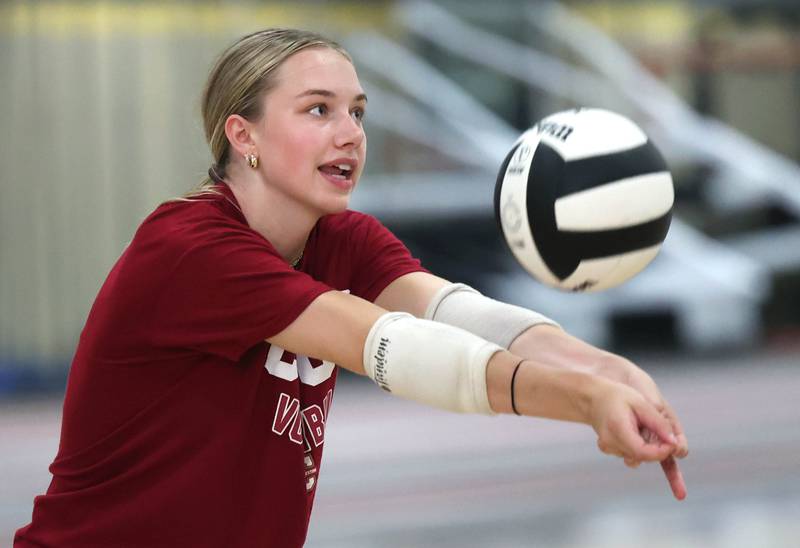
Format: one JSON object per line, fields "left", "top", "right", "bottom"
{"left": 315, "top": 194, "right": 352, "bottom": 216}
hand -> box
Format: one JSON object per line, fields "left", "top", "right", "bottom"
{"left": 510, "top": 326, "right": 688, "bottom": 499}
{"left": 601, "top": 356, "right": 689, "bottom": 459}
{"left": 589, "top": 379, "right": 677, "bottom": 464}
{"left": 598, "top": 356, "right": 688, "bottom": 500}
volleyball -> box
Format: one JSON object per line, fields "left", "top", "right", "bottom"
{"left": 494, "top": 108, "right": 674, "bottom": 292}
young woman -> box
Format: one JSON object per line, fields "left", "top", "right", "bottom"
{"left": 16, "top": 28, "right": 688, "bottom": 547}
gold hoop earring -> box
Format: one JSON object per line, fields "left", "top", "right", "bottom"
{"left": 246, "top": 153, "right": 259, "bottom": 169}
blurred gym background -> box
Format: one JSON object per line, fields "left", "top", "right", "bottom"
{"left": 1, "top": 1, "right": 798, "bottom": 546}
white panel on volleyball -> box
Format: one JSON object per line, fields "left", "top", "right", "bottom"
{"left": 538, "top": 109, "right": 648, "bottom": 161}
{"left": 559, "top": 246, "right": 662, "bottom": 293}
{"left": 555, "top": 172, "right": 674, "bottom": 231}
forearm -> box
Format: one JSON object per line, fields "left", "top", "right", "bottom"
{"left": 509, "top": 324, "right": 680, "bottom": 424}
{"left": 509, "top": 324, "right": 631, "bottom": 382}
{"left": 486, "top": 350, "right": 601, "bottom": 423}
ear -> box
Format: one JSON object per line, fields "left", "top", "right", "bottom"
{"left": 224, "top": 114, "right": 257, "bottom": 159}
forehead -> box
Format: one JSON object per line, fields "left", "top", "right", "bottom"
{"left": 272, "top": 48, "right": 362, "bottom": 96}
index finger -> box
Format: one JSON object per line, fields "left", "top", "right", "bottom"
{"left": 661, "top": 455, "right": 687, "bottom": 500}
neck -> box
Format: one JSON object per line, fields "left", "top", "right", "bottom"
{"left": 226, "top": 169, "right": 317, "bottom": 266}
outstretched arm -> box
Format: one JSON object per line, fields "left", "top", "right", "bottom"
{"left": 269, "top": 287, "right": 678, "bottom": 470}
{"left": 375, "top": 272, "right": 688, "bottom": 499}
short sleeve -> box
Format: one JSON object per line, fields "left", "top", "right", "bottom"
{"left": 149, "top": 219, "right": 333, "bottom": 361}
{"left": 346, "top": 213, "right": 428, "bottom": 302}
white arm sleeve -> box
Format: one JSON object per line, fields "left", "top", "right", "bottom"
{"left": 424, "top": 283, "right": 561, "bottom": 348}
{"left": 363, "top": 312, "right": 502, "bottom": 415}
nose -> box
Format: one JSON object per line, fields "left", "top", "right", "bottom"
{"left": 333, "top": 112, "right": 365, "bottom": 150}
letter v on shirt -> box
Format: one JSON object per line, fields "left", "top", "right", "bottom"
{"left": 265, "top": 344, "right": 335, "bottom": 449}
{"left": 271, "top": 390, "right": 333, "bottom": 449}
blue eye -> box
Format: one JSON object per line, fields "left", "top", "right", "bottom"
{"left": 351, "top": 108, "right": 366, "bottom": 122}
{"left": 309, "top": 104, "right": 327, "bottom": 116}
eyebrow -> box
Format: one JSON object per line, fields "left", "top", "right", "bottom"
{"left": 295, "top": 89, "right": 368, "bottom": 103}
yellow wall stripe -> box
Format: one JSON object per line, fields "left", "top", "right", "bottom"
{"left": 0, "top": 1, "right": 391, "bottom": 37}
{"left": 573, "top": 1, "right": 695, "bottom": 43}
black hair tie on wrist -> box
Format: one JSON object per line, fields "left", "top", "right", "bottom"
{"left": 511, "top": 359, "right": 524, "bottom": 416}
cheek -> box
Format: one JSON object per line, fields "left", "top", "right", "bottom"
{"left": 265, "top": 131, "right": 314, "bottom": 178}
{"left": 286, "top": 130, "right": 323, "bottom": 163}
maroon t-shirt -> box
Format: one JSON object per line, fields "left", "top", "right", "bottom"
{"left": 15, "top": 184, "right": 426, "bottom": 548}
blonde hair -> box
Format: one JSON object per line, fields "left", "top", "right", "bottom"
{"left": 187, "top": 28, "right": 352, "bottom": 197}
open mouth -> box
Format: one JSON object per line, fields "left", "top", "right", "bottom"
{"left": 318, "top": 163, "right": 354, "bottom": 181}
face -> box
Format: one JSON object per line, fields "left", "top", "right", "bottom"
{"left": 252, "top": 48, "right": 367, "bottom": 216}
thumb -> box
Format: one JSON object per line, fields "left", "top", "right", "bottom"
{"left": 629, "top": 404, "right": 676, "bottom": 462}
{"left": 637, "top": 403, "right": 677, "bottom": 447}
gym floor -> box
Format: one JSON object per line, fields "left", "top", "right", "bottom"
{"left": 3, "top": 351, "right": 799, "bottom": 548}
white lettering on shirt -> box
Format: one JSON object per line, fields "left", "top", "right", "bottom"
{"left": 264, "top": 344, "right": 335, "bottom": 386}
{"left": 271, "top": 390, "right": 333, "bottom": 448}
